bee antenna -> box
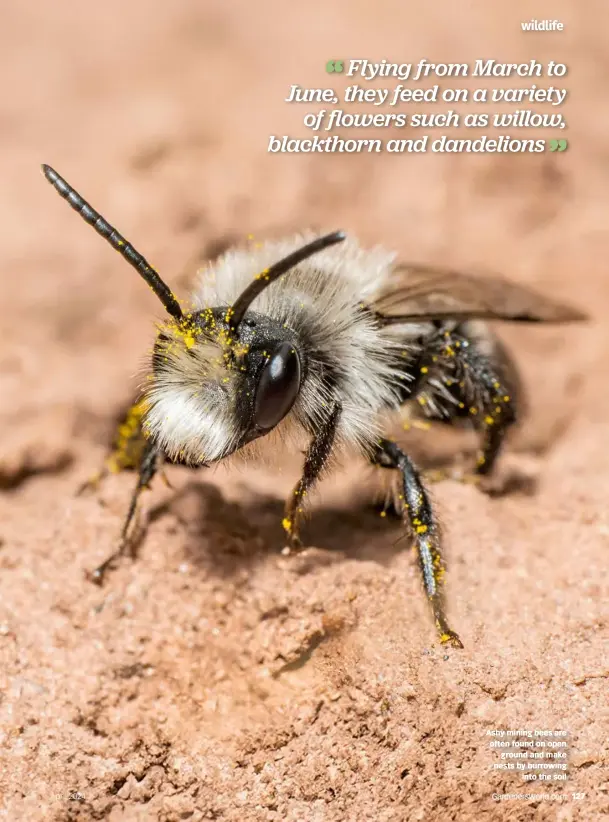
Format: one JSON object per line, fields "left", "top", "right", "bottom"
{"left": 41, "top": 164, "right": 183, "bottom": 320}
{"left": 227, "top": 231, "right": 347, "bottom": 331}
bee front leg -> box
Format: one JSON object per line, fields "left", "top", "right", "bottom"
{"left": 88, "top": 438, "right": 161, "bottom": 584}
{"left": 372, "top": 437, "right": 463, "bottom": 649}
{"left": 282, "top": 403, "right": 341, "bottom": 552}
{"left": 77, "top": 399, "right": 150, "bottom": 495}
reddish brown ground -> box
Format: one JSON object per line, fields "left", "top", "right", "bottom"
{"left": 0, "top": 2, "right": 607, "bottom": 820}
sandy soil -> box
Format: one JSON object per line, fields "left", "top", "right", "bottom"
{"left": 0, "top": 1, "right": 607, "bottom": 820}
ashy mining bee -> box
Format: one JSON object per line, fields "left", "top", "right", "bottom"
{"left": 42, "top": 164, "right": 587, "bottom": 648}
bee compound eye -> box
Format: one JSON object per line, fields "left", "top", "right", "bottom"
{"left": 253, "top": 341, "right": 301, "bottom": 431}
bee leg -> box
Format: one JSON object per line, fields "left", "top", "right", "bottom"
{"left": 282, "top": 402, "right": 341, "bottom": 552}
{"left": 415, "top": 327, "right": 518, "bottom": 480}
{"left": 77, "top": 399, "right": 149, "bottom": 495}
{"left": 88, "top": 439, "right": 160, "bottom": 585}
{"left": 76, "top": 465, "right": 109, "bottom": 496}
{"left": 475, "top": 405, "right": 516, "bottom": 477}
{"left": 371, "top": 437, "right": 463, "bottom": 649}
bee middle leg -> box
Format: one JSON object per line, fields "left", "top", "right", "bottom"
{"left": 88, "top": 438, "right": 161, "bottom": 584}
{"left": 371, "top": 437, "right": 463, "bottom": 648}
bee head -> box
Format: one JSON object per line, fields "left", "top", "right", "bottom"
{"left": 40, "top": 165, "right": 345, "bottom": 464}
{"left": 143, "top": 307, "right": 303, "bottom": 465}
{"left": 141, "top": 229, "right": 347, "bottom": 465}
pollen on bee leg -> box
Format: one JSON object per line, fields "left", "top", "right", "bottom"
{"left": 106, "top": 456, "right": 121, "bottom": 474}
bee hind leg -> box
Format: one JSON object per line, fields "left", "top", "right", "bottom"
{"left": 413, "top": 323, "right": 519, "bottom": 483}
{"left": 371, "top": 437, "right": 463, "bottom": 649}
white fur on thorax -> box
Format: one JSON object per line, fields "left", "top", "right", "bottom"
{"left": 144, "top": 233, "right": 416, "bottom": 466}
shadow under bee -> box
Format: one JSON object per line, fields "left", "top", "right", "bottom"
{"left": 144, "top": 477, "right": 407, "bottom": 580}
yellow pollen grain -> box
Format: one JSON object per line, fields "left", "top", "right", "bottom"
{"left": 416, "top": 524, "right": 428, "bottom": 534}
{"left": 282, "top": 517, "right": 292, "bottom": 533}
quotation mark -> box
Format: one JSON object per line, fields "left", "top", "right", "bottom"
{"left": 549, "top": 139, "right": 568, "bottom": 152}
{"left": 326, "top": 60, "right": 344, "bottom": 74}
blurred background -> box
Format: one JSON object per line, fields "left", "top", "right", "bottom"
{"left": 1, "top": 1, "right": 607, "bottom": 819}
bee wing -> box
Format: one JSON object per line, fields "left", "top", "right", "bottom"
{"left": 371, "top": 263, "right": 588, "bottom": 324}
